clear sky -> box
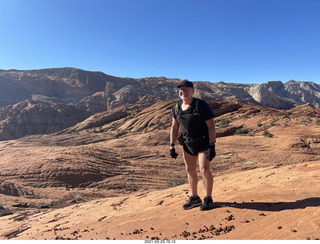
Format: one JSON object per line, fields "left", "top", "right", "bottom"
{"left": 1, "top": 0, "right": 320, "bottom": 84}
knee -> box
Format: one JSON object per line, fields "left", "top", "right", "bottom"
{"left": 185, "top": 164, "right": 196, "bottom": 175}
{"left": 200, "top": 166, "right": 212, "bottom": 178}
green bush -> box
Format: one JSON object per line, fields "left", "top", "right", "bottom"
{"left": 235, "top": 128, "right": 249, "bottom": 135}
{"left": 217, "top": 119, "right": 230, "bottom": 128}
{"left": 263, "top": 130, "right": 274, "bottom": 138}
{"left": 162, "top": 175, "right": 186, "bottom": 189}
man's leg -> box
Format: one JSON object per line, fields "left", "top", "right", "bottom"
{"left": 182, "top": 150, "right": 202, "bottom": 210}
{"left": 198, "top": 151, "right": 214, "bottom": 210}
{"left": 183, "top": 150, "right": 199, "bottom": 196}
{"left": 198, "top": 151, "right": 213, "bottom": 197}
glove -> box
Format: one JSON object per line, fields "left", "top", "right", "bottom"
{"left": 170, "top": 148, "right": 178, "bottom": 159}
{"left": 206, "top": 144, "right": 216, "bottom": 161}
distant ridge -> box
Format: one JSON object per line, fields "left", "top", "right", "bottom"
{"left": 1, "top": 68, "right": 320, "bottom": 112}
{"left": 0, "top": 100, "right": 91, "bottom": 140}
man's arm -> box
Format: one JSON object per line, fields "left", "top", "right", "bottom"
{"left": 170, "top": 117, "right": 180, "bottom": 148}
{"left": 205, "top": 118, "right": 216, "bottom": 144}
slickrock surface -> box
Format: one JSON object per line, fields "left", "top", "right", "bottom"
{"left": 0, "top": 160, "right": 319, "bottom": 240}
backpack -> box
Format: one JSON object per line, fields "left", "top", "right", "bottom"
{"left": 174, "top": 98, "right": 200, "bottom": 118}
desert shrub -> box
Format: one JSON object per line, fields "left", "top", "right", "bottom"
{"left": 292, "top": 137, "right": 320, "bottom": 153}
{"left": 240, "top": 114, "right": 250, "bottom": 119}
{"left": 73, "top": 194, "right": 84, "bottom": 202}
{"left": 270, "top": 120, "right": 277, "bottom": 127}
{"left": 234, "top": 128, "right": 249, "bottom": 135}
{"left": 313, "top": 137, "right": 320, "bottom": 144}
{"left": 297, "top": 137, "right": 312, "bottom": 150}
{"left": 162, "top": 175, "right": 186, "bottom": 189}
{"left": 41, "top": 199, "right": 52, "bottom": 208}
{"left": 263, "top": 130, "right": 274, "bottom": 138}
{"left": 217, "top": 119, "right": 230, "bottom": 128}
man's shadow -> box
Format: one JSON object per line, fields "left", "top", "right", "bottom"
{"left": 215, "top": 197, "right": 320, "bottom": 212}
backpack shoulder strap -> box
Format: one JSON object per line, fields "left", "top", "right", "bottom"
{"left": 175, "top": 99, "right": 199, "bottom": 117}
{"left": 195, "top": 98, "right": 199, "bottom": 113}
{"left": 174, "top": 101, "right": 180, "bottom": 117}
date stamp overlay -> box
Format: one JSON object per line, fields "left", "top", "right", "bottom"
{"left": 144, "top": 240, "right": 176, "bottom": 244}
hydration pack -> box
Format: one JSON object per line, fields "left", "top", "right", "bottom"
{"left": 174, "top": 98, "right": 200, "bottom": 118}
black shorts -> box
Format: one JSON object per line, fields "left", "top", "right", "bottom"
{"left": 183, "top": 136, "right": 209, "bottom": 156}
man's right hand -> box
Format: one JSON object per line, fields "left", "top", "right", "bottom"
{"left": 206, "top": 144, "right": 216, "bottom": 161}
{"left": 170, "top": 148, "right": 178, "bottom": 159}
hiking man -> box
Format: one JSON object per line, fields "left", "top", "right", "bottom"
{"left": 170, "top": 80, "right": 216, "bottom": 211}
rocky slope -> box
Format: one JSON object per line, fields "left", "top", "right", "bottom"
{"left": 0, "top": 99, "right": 319, "bottom": 192}
{"left": 0, "top": 100, "right": 91, "bottom": 140}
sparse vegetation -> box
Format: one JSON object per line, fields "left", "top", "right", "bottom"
{"left": 234, "top": 128, "right": 249, "bottom": 135}
{"left": 73, "top": 194, "right": 84, "bottom": 202}
{"left": 292, "top": 136, "right": 320, "bottom": 152}
{"left": 156, "top": 120, "right": 168, "bottom": 130}
{"left": 41, "top": 199, "right": 52, "bottom": 208}
{"left": 297, "top": 137, "right": 311, "bottom": 151}
{"left": 263, "top": 130, "right": 274, "bottom": 138}
{"left": 301, "top": 119, "right": 307, "bottom": 126}
{"left": 270, "top": 120, "right": 277, "bottom": 127}
{"left": 313, "top": 137, "right": 320, "bottom": 144}
{"left": 216, "top": 119, "right": 230, "bottom": 128}
{"left": 161, "top": 175, "right": 186, "bottom": 189}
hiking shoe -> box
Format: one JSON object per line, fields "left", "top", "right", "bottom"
{"left": 200, "top": 196, "right": 214, "bottom": 211}
{"left": 183, "top": 195, "right": 202, "bottom": 210}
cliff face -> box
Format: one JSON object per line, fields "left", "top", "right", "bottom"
{"left": 0, "top": 69, "right": 181, "bottom": 113}
{"left": 246, "top": 81, "right": 295, "bottom": 109}
{"left": 0, "top": 100, "right": 91, "bottom": 140}
{"left": 284, "top": 80, "right": 320, "bottom": 106}
{"left": 1, "top": 68, "right": 320, "bottom": 113}
{"left": 245, "top": 80, "right": 320, "bottom": 109}
{"left": 0, "top": 68, "right": 110, "bottom": 106}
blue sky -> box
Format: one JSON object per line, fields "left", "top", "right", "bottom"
{"left": 1, "top": 0, "right": 319, "bottom": 84}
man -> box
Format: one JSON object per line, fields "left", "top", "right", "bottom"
{"left": 170, "top": 80, "right": 216, "bottom": 211}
